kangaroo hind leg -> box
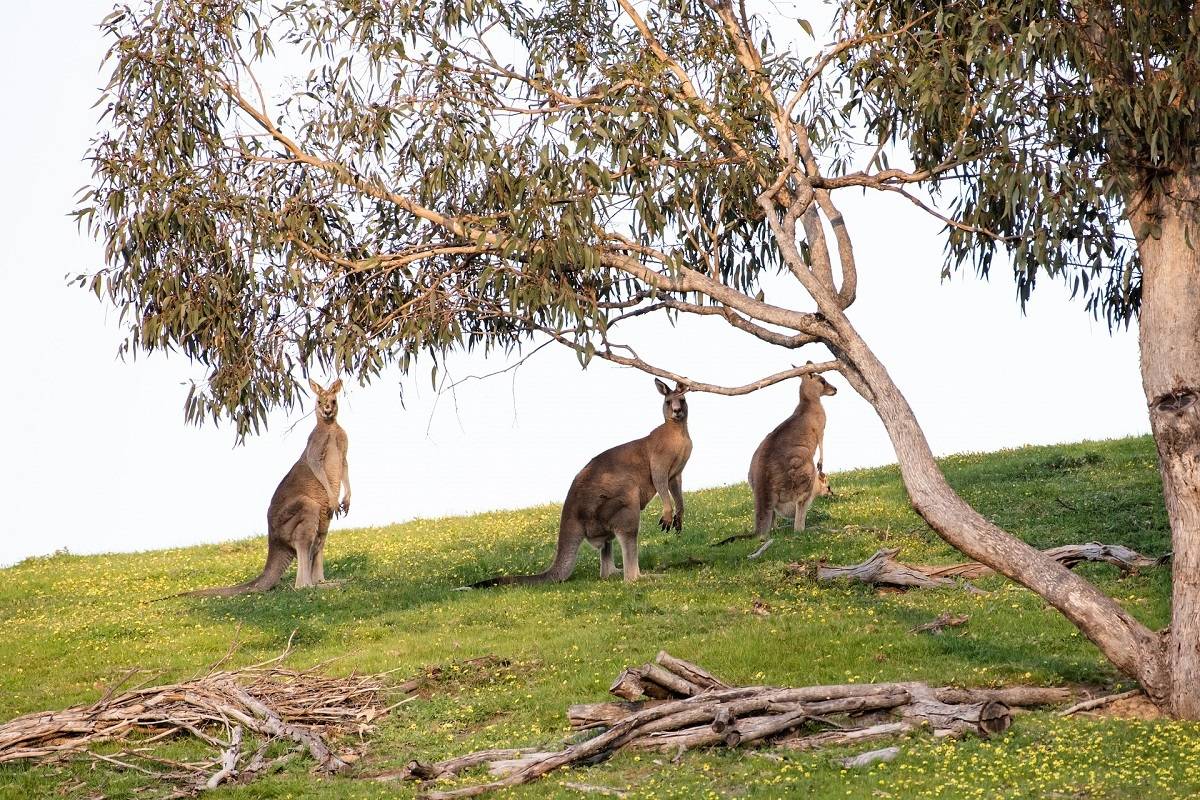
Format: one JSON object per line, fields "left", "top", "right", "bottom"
{"left": 290, "top": 509, "right": 321, "bottom": 589}
{"left": 793, "top": 494, "right": 815, "bottom": 533}
{"left": 748, "top": 484, "right": 776, "bottom": 559}
{"left": 311, "top": 507, "right": 332, "bottom": 583}
{"left": 611, "top": 506, "right": 642, "bottom": 582}
{"left": 598, "top": 538, "right": 616, "bottom": 579}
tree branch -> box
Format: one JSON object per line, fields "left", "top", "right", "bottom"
{"left": 537, "top": 325, "right": 839, "bottom": 395}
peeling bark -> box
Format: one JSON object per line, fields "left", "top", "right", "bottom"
{"left": 1131, "top": 174, "right": 1200, "bottom": 718}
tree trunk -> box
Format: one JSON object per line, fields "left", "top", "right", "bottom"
{"left": 822, "top": 316, "right": 1170, "bottom": 704}
{"left": 1131, "top": 174, "right": 1200, "bottom": 719}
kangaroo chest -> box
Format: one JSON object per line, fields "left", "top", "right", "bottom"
{"left": 656, "top": 431, "right": 692, "bottom": 476}
{"left": 306, "top": 425, "right": 345, "bottom": 489}
{"left": 322, "top": 438, "right": 344, "bottom": 487}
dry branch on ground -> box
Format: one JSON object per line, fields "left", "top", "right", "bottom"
{"left": 794, "top": 542, "right": 1163, "bottom": 591}
{"left": 401, "top": 652, "right": 1077, "bottom": 799}
{"left": 910, "top": 613, "right": 969, "bottom": 634}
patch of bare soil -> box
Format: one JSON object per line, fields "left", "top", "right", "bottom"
{"left": 1090, "top": 694, "right": 1165, "bottom": 720}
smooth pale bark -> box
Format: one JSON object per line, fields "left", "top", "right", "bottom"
{"left": 820, "top": 315, "right": 1170, "bottom": 703}
{"left": 1131, "top": 175, "right": 1200, "bottom": 719}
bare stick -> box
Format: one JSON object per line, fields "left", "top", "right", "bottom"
{"left": 203, "top": 725, "right": 242, "bottom": 790}
{"left": 1059, "top": 689, "right": 1143, "bottom": 716}
{"left": 838, "top": 746, "right": 900, "bottom": 768}
{"left": 562, "top": 782, "right": 629, "bottom": 798}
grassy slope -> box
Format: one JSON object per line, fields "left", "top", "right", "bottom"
{"left": 2, "top": 435, "right": 1198, "bottom": 799}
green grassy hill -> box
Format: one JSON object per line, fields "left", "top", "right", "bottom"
{"left": 2, "top": 435, "right": 1197, "bottom": 799}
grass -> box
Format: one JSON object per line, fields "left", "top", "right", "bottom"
{"left": 1, "top": 435, "right": 1196, "bottom": 799}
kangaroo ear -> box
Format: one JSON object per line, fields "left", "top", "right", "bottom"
{"left": 805, "top": 360, "right": 814, "bottom": 366}
{"left": 674, "top": 381, "right": 688, "bottom": 394}
{"left": 308, "top": 378, "right": 323, "bottom": 395}
{"left": 329, "top": 378, "right": 343, "bottom": 394}
{"left": 654, "top": 378, "right": 671, "bottom": 396}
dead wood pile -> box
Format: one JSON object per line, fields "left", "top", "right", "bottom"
{"left": 393, "top": 651, "right": 1074, "bottom": 799}
{"left": 0, "top": 646, "right": 412, "bottom": 792}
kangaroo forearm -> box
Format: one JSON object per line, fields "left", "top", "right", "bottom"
{"left": 652, "top": 474, "right": 674, "bottom": 516}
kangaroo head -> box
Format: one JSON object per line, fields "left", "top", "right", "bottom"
{"left": 798, "top": 362, "right": 837, "bottom": 401}
{"left": 655, "top": 378, "right": 689, "bottom": 423}
{"left": 309, "top": 378, "right": 343, "bottom": 423}
{"left": 814, "top": 470, "right": 833, "bottom": 498}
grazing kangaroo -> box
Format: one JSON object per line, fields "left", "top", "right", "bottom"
{"left": 185, "top": 379, "right": 351, "bottom": 597}
{"left": 474, "top": 379, "right": 692, "bottom": 586}
{"left": 746, "top": 368, "right": 836, "bottom": 558}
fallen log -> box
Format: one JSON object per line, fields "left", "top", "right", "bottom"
{"left": 569, "top": 700, "right": 669, "bottom": 730}
{"left": 777, "top": 720, "right": 917, "bottom": 750}
{"left": 608, "top": 668, "right": 672, "bottom": 701}
{"left": 606, "top": 654, "right": 719, "bottom": 702}
{"left": 934, "top": 686, "right": 1072, "bottom": 706}
{"left": 898, "top": 698, "right": 1011, "bottom": 736}
{"left": 920, "top": 543, "right": 1160, "bottom": 579}
{"left": 812, "top": 548, "right": 963, "bottom": 590}
{"left": 412, "top": 653, "right": 1073, "bottom": 799}
{"left": 654, "top": 651, "right": 729, "bottom": 690}
{"left": 377, "top": 748, "right": 545, "bottom": 782}
{"left": 799, "top": 542, "right": 1163, "bottom": 591}
{"left": 639, "top": 663, "right": 704, "bottom": 697}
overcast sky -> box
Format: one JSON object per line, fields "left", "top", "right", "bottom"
{"left": 0, "top": 1, "right": 1150, "bottom": 566}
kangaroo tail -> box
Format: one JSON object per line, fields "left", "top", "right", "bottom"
{"left": 751, "top": 480, "right": 776, "bottom": 539}
{"left": 161, "top": 542, "right": 294, "bottom": 600}
{"left": 472, "top": 519, "right": 582, "bottom": 588}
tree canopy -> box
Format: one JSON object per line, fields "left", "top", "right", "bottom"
{"left": 80, "top": 0, "right": 841, "bottom": 434}
{"left": 840, "top": 1, "right": 1200, "bottom": 325}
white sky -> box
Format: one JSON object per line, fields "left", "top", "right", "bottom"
{"left": 0, "top": 1, "right": 1150, "bottom": 566}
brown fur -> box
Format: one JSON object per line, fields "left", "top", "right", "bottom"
{"left": 748, "top": 369, "right": 836, "bottom": 537}
{"left": 475, "top": 379, "right": 692, "bottom": 586}
{"left": 185, "top": 379, "right": 351, "bottom": 597}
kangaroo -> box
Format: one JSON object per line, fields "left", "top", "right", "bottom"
{"left": 474, "top": 379, "right": 692, "bottom": 586}
{"left": 184, "top": 379, "right": 351, "bottom": 597}
{"left": 746, "top": 367, "right": 836, "bottom": 558}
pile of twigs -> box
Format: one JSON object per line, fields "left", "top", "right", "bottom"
{"left": 392, "top": 651, "right": 1074, "bottom": 799}
{"left": 0, "top": 644, "right": 412, "bottom": 792}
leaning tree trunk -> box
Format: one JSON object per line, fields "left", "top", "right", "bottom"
{"left": 1131, "top": 174, "right": 1200, "bottom": 719}
{"left": 821, "top": 315, "right": 1170, "bottom": 705}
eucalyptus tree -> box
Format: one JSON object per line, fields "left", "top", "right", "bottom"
{"left": 839, "top": 0, "right": 1200, "bottom": 718}
{"left": 80, "top": 0, "right": 1181, "bottom": 712}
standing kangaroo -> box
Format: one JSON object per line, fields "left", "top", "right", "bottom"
{"left": 746, "top": 368, "right": 836, "bottom": 558}
{"left": 474, "top": 379, "right": 692, "bottom": 586}
{"left": 184, "top": 379, "right": 351, "bottom": 597}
